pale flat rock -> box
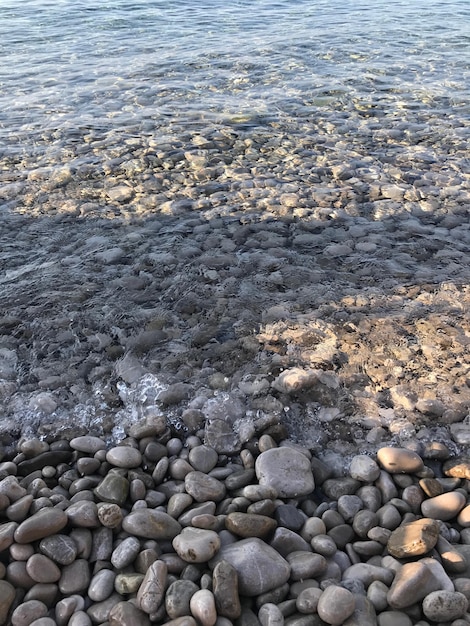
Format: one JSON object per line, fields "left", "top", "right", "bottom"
{"left": 317, "top": 585, "right": 356, "bottom": 625}
{"left": 422, "top": 590, "right": 468, "bottom": 622}
{"left": 387, "top": 558, "right": 453, "bottom": 609}
{"left": 210, "top": 538, "right": 290, "bottom": 596}
{"left": 190, "top": 589, "right": 217, "bottom": 626}
{"left": 421, "top": 490, "right": 466, "bottom": 521}
{"left": 172, "top": 527, "right": 220, "bottom": 563}
{"left": 376, "top": 447, "right": 424, "bottom": 474}
{"left": 255, "top": 448, "right": 315, "bottom": 498}
{"left": 106, "top": 446, "right": 142, "bottom": 469}
{"left": 349, "top": 455, "right": 381, "bottom": 482}
{"left": 122, "top": 509, "right": 181, "bottom": 540}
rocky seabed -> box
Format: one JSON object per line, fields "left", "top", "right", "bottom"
{"left": 4, "top": 425, "right": 470, "bottom": 625}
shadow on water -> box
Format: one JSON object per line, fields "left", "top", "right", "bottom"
{"left": 0, "top": 176, "right": 469, "bottom": 455}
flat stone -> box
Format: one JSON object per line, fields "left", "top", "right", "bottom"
{"left": 66, "top": 501, "right": 100, "bottom": 528}
{"left": 343, "top": 564, "right": 394, "bottom": 587}
{"left": 387, "top": 558, "right": 453, "bottom": 609}
{"left": 225, "top": 512, "right": 277, "bottom": 538}
{"left": 286, "top": 551, "right": 327, "bottom": 581}
{"left": 137, "top": 560, "right": 167, "bottom": 614}
{"left": 376, "top": 447, "right": 424, "bottom": 474}
{"left": 387, "top": 518, "right": 440, "bottom": 558}
{"left": 165, "top": 580, "right": 199, "bottom": 619}
{"left": 213, "top": 560, "right": 241, "bottom": 620}
{"left": 317, "top": 585, "right": 355, "bottom": 625}
{"left": 14, "top": 508, "right": 68, "bottom": 543}
{"left": 184, "top": 472, "right": 226, "bottom": 502}
{"left": 421, "top": 490, "right": 466, "bottom": 521}
{"left": 106, "top": 446, "right": 142, "bottom": 469}
{"left": 26, "top": 554, "right": 61, "bottom": 583}
{"left": 173, "top": 527, "right": 220, "bottom": 563}
{"left": 88, "top": 569, "right": 116, "bottom": 602}
{"left": 255, "top": 448, "right": 314, "bottom": 498}
{"left": 122, "top": 509, "right": 182, "bottom": 540}
{"left": 70, "top": 436, "right": 106, "bottom": 454}
{"left": 422, "top": 590, "right": 468, "bottom": 622}
{"left": 210, "top": 538, "right": 290, "bottom": 596}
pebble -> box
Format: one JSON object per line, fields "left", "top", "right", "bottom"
{"left": 106, "top": 446, "right": 143, "bottom": 469}
{"left": 422, "top": 590, "right": 468, "bottom": 621}
{"left": 225, "top": 512, "right": 277, "bottom": 538}
{"left": 173, "top": 527, "right": 221, "bottom": 562}
{"left": 376, "top": 447, "right": 424, "bottom": 474}
{"left": 255, "top": 448, "right": 315, "bottom": 498}
{"left": 387, "top": 518, "right": 440, "bottom": 558}
{"left": 165, "top": 580, "right": 199, "bottom": 619}
{"left": 212, "top": 560, "right": 241, "bottom": 619}
{"left": 421, "top": 490, "right": 466, "bottom": 520}
{"left": 14, "top": 508, "right": 68, "bottom": 543}
{"left": 137, "top": 560, "right": 167, "bottom": 614}
{"left": 190, "top": 589, "right": 217, "bottom": 626}
{"left": 122, "top": 509, "right": 182, "bottom": 539}
{"left": 349, "top": 455, "right": 381, "bottom": 482}
{"left": 317, "top": 585, "right": 356, "bottom": 625}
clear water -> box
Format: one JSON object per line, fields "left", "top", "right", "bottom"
{"left": 1, "top": 0, "right": 469, "bottom": 161}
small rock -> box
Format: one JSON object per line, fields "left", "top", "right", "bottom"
{"left": 165, "top": 580, "right": 199, "bottom": 620}
{"left": 317, "top": 585, "right": 355, "bottom": 625}
{"left": 173, "top": 527, "right": 221, "bottom": 563}
{"left": 106, "top": 446, "right": 142, "bottom": 469}
{"left": 184, "top": 471, "right": 226, "bottom": 502}
{"left": 14, "top": 508, "right": 68, "bottom": 543}
{"left": 387, "top": 518, "right": 440, "bottom": 558}
{"left": 349, "top": 456, "right": 381, "bottom": 482}
{"left": 122, "top": 509, "right": 182, "bottom": 540}
{"left": 225, "top": 512, "right": 277, "bottom": 538}
{"left": 376, "top": 447, "right": 424, "bottom": 474}
{"left": 421, "top": 490, "right": 466, "bottom": 521}
{"left": 422, "top": 590, "right": 468, "bottom": 622}
{"left": 213, "top": 560, "right": 241, "bottom": 619}
{"left": 255, "top": 448, "right": 314, "bottom": 498}
{"left": 137, "top": 560, "right": 167, "bottom": 614}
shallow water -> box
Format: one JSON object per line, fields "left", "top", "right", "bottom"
{"left": 0, "top": 1, "right": 469, "bottom": 449}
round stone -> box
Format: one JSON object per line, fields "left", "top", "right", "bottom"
{"left": 70, "top": 436, "right": 106, "bottom": 454}
{"left": 376, "top": 447, "right": 424, "bottom": 474}
{"left": 106, "top": 446, "right": 142, "bottom": 469}
{"left": 286, "top": 551, "right": 327, "bottom": 581}
{"left": 11, "top": 600, "right": 48, "bottom": 626}
{"left": 172, "top": 528, "right": 221, "bottom": 563}
{"left": 39, "top": 534, "right": 78, "bottom": 566}
{"left": 165, "top": 580, "right": 199, "bottom": 619}
{"left": 88, "top": 569, "right": 116, "bottom": 602}
{"left": 317, "top": 585, "right": 355, "bottom": 625}
{"left": 255, "top": 448, "right": 315, "bottom": 498}
{"left": 188, "top": 445, "right": 219, "bottom": 473}
{"left": 111, "top": 536, "right": 141, "bottom": 569}
{"left": 26, "top": 554, "right": 61, "bottom": 583}
{"left": 0, "top": 580, "right": 15, "bottom": 625}
{"left": 422, "top": 590, "right": 468, "bottom": 622}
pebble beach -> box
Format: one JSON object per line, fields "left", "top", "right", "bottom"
{"left": 1, "top": 0, "right": 470, "bottom": 624}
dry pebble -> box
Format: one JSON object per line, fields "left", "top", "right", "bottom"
{"left": 4, "top": 425, "right": 470, "bottom": 626}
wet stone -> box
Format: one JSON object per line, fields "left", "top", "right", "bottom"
{"left": 270, "top": 527, "right": 311, "bottom": 557}
{"left": 188, "top": 445, "right": 219, "bottom": 473}
{"left": 274, "top": 504, "right": 306, "bottom": 531}
{"left": 88, "top": 568, "right": 116, "bottom": 602}
{"left": 0, "top": 580, "right": 15, "bottom": 625}
{"left": 59, "top": 559, "right": 91, "bottom": 595}
{"left": 106, "top": 446, "right": 143, "bottom": 469}
{"left": 286, "top": 551, "right": 327, "bottom": 581}
{"left": 70, "top": 436, "right": 106, "bottom": 455}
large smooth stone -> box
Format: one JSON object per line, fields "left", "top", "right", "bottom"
{"left": 184, "top": 472, "right": 226, "bottom": 502}
{"left": 387, "top": 518, "right": 440, "bottom": 558}
{"left": 14, "top": 509, "right": 68, "bottom": 544}
{"left": 210, "top": 538, "right": 290, "bottom": 596}
{"left": 255, "top": 448, "right": 314, "bottom": 498}
{"left": 376, "top": 448, "right": 424, "bottom": 474}
{"left": 172, "top": 528, "right": 220, "bottom": 563}
{"left": 225, "top": 512, "right": 277, "bottom": 538}
{"left": 122, "top": 510, "right": 181, "bottom": 540}
{"left": 106, "top": 446, "right": 142, "bottom": 469}
{"left": 387, "top": 558, "right": 453, "bottom": 609}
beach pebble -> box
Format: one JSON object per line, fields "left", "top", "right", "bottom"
{"left": 349, "top": 455, "right": 381, "bottom": 482}
{"left": 165, "top": 580, "right": 199, "bottom": 619}
{"left": 387, "top": 558, "right": 453, "bottom": 609}
{"left": 106, "top": 446, "right": 142, "bottom": 468}
{"left": 14, "top": 508, "right": 68, "bottom": 543}
{"left": 377, "top": 611, "right": 412, "bottom": 626}
{"left": 387, "top": 518, "right": 440, "bottom": 558}
{"left": 188, "top": 445, "right": 219, "bottom": 473}
{"left": 59, "top": 559, "right": 91, "bottom": 595}
{"left": 189, "top": 589, "right": 217, "bottom": 626}
{"left": 94, "top": 472, "right": 129, "bottom": 505}
{"left": 108, "top": 601, "right": 151, "bottom": 626}
{"left": 111, "top": 536, "right": 141, "bottom": 569}
{"left": 295, "top": 587, "right": 322, "bottom": 614}
{"left": 210, "top": 538, "right": 290, "bottom": 596}
{"left": 173, "top": 527, "right": 220, "bottom": 562}
{"left": 258, "top": 602, "right": 284, "bottom": 626}
{"left": 70, "top": 436, "right": 106, "bottom": 454}
{"left": 184, "top": 471, "right": 226, "bottom": 502}
{"left": 137, "top": 560, "right": 167, "bottom": 614}
{"left": 212, "top": 560, "right": 241, "bottom": 619}
{"left": 122, "top": 509, "right": 182, "bottom": 539}
{"left": 0, "top": 580, "right": 15, "bottom": 625}
{"left": 225, "top": 512, "right": 277, "bottom": 538}
{"left": 376, "top": 448, "right": 424, "bottom": 474}
{"left": 255, "top": 448, "right": 314, "bottom": 498}
{"left": 286, "top": 551, "right": 327, "bottom": 580}
{"left": 317, "top": 585, "right": 355, "bottom": 625}
{"left": 11, "top": 600, "right": 48, "bottom": 626}
{"left": 421, "top": 490, "right": 466, "bottom": 520}
{"left": 88, "top": 568, "right": 116, "bottom": 602}
{"left": 422, "top": 590, "right": 468, "bottom": 621}
{"left": 26, "top": 554, "right": 61, "bottom": 583}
